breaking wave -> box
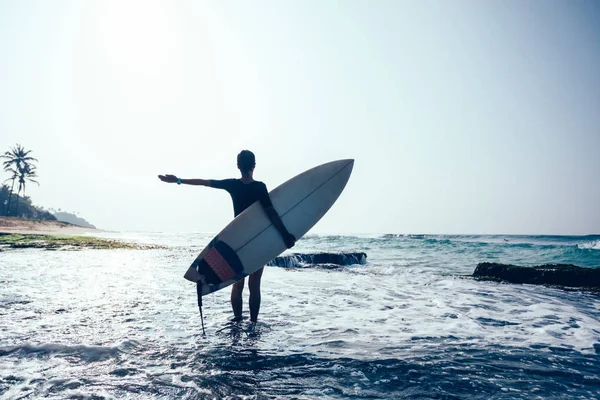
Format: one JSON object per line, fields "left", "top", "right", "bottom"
{"left": 267, "top": 252, "right": 367, "bottom": 268}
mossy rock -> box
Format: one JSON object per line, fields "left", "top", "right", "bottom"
{"left": 0, "top": 233, "right": 161, "bottom": 250}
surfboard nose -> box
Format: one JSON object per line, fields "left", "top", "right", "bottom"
{"left": 344, "top": 159, "right": 354, "bottom": 172}
{"left": 309, "top": 159, "right": 354, "bottom": 184}
{"left": 331, "top": 159, "right": 354, "bottom": 171}
{"left": 338, "top": 159, "right": 354, "bottom": 177}
{"left": 321, "top": 159, "right": 354, "bottom": 196}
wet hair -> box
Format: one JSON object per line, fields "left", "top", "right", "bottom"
{"left": 237, "top": 150, "right": 256, "bottom": 174}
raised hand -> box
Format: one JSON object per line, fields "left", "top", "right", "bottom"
{"left": 158, "top": 174, "right": 178, "bottom": 183}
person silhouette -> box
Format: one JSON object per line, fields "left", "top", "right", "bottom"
{"left": 159, "top": 150, "right": 295, "bottom": 322}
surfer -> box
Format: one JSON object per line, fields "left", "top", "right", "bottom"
{"left": 158, "top": 150, "right": 295, "bottom": 322}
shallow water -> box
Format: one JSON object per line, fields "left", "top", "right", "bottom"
{"left": 1, "top": 233, "right": 599, "bottom": 399}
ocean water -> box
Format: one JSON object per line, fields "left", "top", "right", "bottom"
{"left": 1, "top": 233, "right": 599, "bottom": 399}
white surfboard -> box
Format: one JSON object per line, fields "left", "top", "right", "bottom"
{"left": 184, "top": 159, "right": 354, "bottom": 295}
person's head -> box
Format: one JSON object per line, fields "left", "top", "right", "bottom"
{"left": 237, "top": 150, "right": 256, "bottom": 175}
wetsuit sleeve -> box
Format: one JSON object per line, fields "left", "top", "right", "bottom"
{"left": 259, "top": 182, "right": 295, "bottom": 248}
{"left": 210, "top": 179, "right": 236, "bottom": 193}
{"left": 258, "top": 183, "right": 273, "bottom": 208}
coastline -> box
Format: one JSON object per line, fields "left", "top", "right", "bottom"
{"left": 0, "top": 216, "right": 100, "bottom": 236}
{"left": 0, "top": 217, "right": 162, "bottom": 250}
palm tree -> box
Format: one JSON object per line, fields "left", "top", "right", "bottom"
{"left": 1, "top": 144, "right": 38, "bottom": 216}
{"left": 15, "top": 164, "right": 39, "bottom": 217}
{"left": 1, "top": 144, "right": 37, "bottom": 171}
{"left": 3, "top": 167, "right": 18, "bottom": 216}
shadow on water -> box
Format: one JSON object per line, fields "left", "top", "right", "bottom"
{"left": 169, "top": 345, "right": 600, "bottom": 399}
{"left": 2, "top": 340, "right": 600, "bottom": 399}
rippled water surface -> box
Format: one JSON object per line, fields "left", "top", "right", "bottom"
{"left": 1, "top": 233, "right": 599, "bottom": 399}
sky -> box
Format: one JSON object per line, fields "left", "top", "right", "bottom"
{"left": 1, "top": 0, "right": 599, "bottom": 235}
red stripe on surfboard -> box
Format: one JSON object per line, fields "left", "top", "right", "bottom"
{"left": 204, "top": 247, "right": 236, "bottom": 282}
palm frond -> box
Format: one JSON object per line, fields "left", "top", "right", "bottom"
{"left": 4, "top": 167, "right": 18, "bottom": 177}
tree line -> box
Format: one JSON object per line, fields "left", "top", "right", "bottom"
{"left": 1, "top": 144, "right": 56, "bottom": 220}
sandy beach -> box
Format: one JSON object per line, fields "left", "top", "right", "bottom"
{"left": 0, "top": 217, "right": 99, "bottom": 235}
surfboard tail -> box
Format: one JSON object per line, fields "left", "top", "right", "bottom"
{"left": 184, "top": 267, "right": 201, "bottom": 282}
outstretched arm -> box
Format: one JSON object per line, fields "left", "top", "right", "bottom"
{"left": 158, "top": 174, "right": 211, "bottom": 186}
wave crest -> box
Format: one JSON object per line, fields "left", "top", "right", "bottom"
{"left": 578, "top": 240, "right": 600, "bottom": 251}
{"left": 268, "top": 252, "right": 367, "bottom": 268}
{"left": 0, "top": 340, "right": 139, "bottom": 361}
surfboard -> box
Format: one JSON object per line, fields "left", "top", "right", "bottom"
{"left": 184, "top": 159, "right": 354, "bottom": 295}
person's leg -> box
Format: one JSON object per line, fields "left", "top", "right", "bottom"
{"left": 248, "top": 267, "right": 264, "bottom": 322}
{"left": 231, "top": 278, "right": 245, "bottom": 321}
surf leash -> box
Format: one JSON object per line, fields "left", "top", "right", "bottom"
{"left": 196, "top": 282, "right": 206, "bottom": 335}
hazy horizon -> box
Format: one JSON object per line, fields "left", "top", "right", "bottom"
{"left": 1, "top": 0, "right": 599, "bottom": 235}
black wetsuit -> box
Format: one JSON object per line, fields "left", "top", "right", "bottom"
{"left": 210, "top": 179, "right": 272, "bottom": 217}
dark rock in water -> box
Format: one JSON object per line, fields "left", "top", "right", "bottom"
{"left": 473, "top": 262, "right": 600, "bottom": 288}
{"left": 268, "top": 252, "right": 367, "bottom": 268}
